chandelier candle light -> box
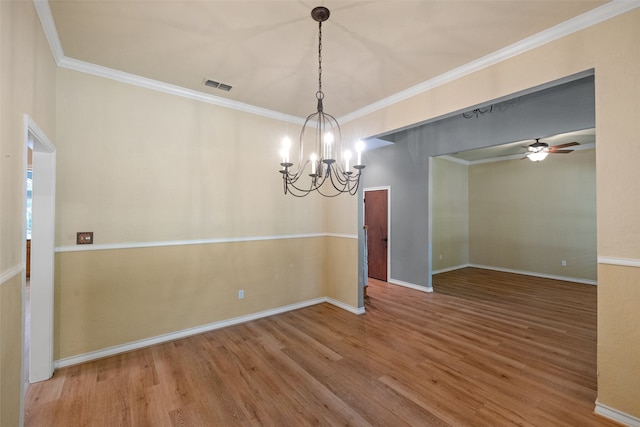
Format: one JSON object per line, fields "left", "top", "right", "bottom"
{"left": 279, "top": 6, "right": 365, "bottom": 197}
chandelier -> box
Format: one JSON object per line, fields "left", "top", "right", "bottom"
{"left": 279, "top": 6, "right": 365, "bottom": 197}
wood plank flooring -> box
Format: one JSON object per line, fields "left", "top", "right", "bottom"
{"left": 24, "top": 268, "right": 620, "bottom": 426}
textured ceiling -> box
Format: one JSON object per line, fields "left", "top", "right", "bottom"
{"left": 48, "top": 0, "right": 609, "bottom": 119}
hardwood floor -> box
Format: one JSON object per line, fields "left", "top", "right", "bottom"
{"left": 24, "top": 268, "right": 619, "bottom": 426}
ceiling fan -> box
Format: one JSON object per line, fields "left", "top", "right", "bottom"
{"left": 524, "top": 138, "right": 579, "bottom": 161}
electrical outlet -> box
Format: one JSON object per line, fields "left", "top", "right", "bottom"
{"left": 76, "top": 232, "right": 93, "bottom": 245}
{"left": 238, "top": 290, "right": 244, "bottom": 299}
{"left": 561, "top": 259, "right": 567, "bottom": 267}
{"left": 439, "top": 254, "right": 443, "bottom": 260}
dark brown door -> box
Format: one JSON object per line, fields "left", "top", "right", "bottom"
{"left": 365, "top": 189, "right": 388, "bottom": 281}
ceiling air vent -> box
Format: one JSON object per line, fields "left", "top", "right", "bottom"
{"left": 204, "top": 79, "right": 232, "bottom": 92}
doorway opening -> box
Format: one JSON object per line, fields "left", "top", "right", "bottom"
{"left": 429, "top": 128, "right": 597, "bottom": 287}
{"left": 23, "top": 151, "right": 33, "bottom": 393}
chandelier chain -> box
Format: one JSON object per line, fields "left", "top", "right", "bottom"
{"left": 318, "top": 21, "right": 323, "bottom": 96}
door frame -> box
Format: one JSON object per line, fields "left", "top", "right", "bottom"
{"left": 363, "top": 186, "right": 391, "bottom": 282}
{"left": 427, "top": 156, "right": 434, "bottom": 290}
{"left": 22, "top": 114, "right": 56, "bottom": 384}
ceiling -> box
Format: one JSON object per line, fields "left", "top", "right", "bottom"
{"left": 47, "top": 0, "right": 612, "bottom": 120}
{"left": 443, "top": 128, "right": 596, "bottom": 163}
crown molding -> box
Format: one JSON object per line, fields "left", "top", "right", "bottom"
{"left": 33, "top": 1, "right": 305, "bottom": 125}
{"left": 33, "top": 0, "right": 640, "bottom": 126}
{"left": 33, "top": 0, "right": 64, "bottom": 64}
{"left": 338, "top": 0, "right": 640, "bottom": 124}
{"left": 57, "top": 57, "right": 306, "bottom": 125}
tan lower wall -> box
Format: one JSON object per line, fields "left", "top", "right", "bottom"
{"left": 324, "top": 236, "right": 359, "bottom": 308}
{"left": 597, "top": 263, "right": 640, "bottom": 417}
{"left": 54, "top": 237, "right": 327, "bottom": 360}
{"left": 1, "top": 275, "right": 23, "bottom": 427}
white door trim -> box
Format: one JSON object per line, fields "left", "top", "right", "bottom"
{"left": 23, "top": 114, "right": 56, "bottom": 384}
{"left": 427, "top": 157, "right": 434, "bottom": 289}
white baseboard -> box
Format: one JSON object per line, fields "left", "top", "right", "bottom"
{"left": 326, "top": 297, "right": 365, "bottom": 315}
{"left": 388, "top": 278, "right": 433, "bottom": 293}
{"left": 432, "top": 263, "right": 471, "bottom": 275}
{"left": 595, "top": 400, "right": 640, "bottom": 427}
{"left": 55, "top": 296, "right": 361, "bottom": 369}
{"left": 467, "top": 264, "right": 597, "bottom": 286}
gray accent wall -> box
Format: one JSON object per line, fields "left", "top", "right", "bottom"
{"left": 359, "top": 74, "right": 595, "bottom": 295}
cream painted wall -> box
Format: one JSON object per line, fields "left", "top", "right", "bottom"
{"left": 324, "top": 192, "right": 358, "bottom": 237}
{"left": 3, "top": 2, "right": 639, "bottom": 423}
{"left": 1, "top": 1, "right": 56, "bottom": 270}
{"left": 322, "top": 171, "right": 360, "bottom": 306}
{"left": 0, "top": 1, "right": 57, "bottom": 425}
{"left": 56, "top": 69, "right": 324, "bottom": 245}
{"left": 54, "top": 69, "right": 352, "bottom": 361}
{"left": 341, "top": 8, "right": 640, "bottom": 419}
{"left": 469, "top": 149, "right": 596, "bottom": 281}
{"left": 590, "top": 12, "right": 640, "bottom": 417}
{"left": 431, "top": 158, "right": 469, "bottom": 271}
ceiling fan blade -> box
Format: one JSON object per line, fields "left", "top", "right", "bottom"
{"left": 550, "top": 141, "right": 580, "bottom": 150}
{"left": 549, "top": 149, "right": 574, "bottom": 154}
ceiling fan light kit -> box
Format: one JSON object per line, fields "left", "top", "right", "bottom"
{"left": 526, "top": 150, "right": 549, "bottom": 162}
{"left": 278, "top": 6, "right": 365, "bottom": 197}
{"left": 525, "top": 138, "right": 579, "bottom": 162}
